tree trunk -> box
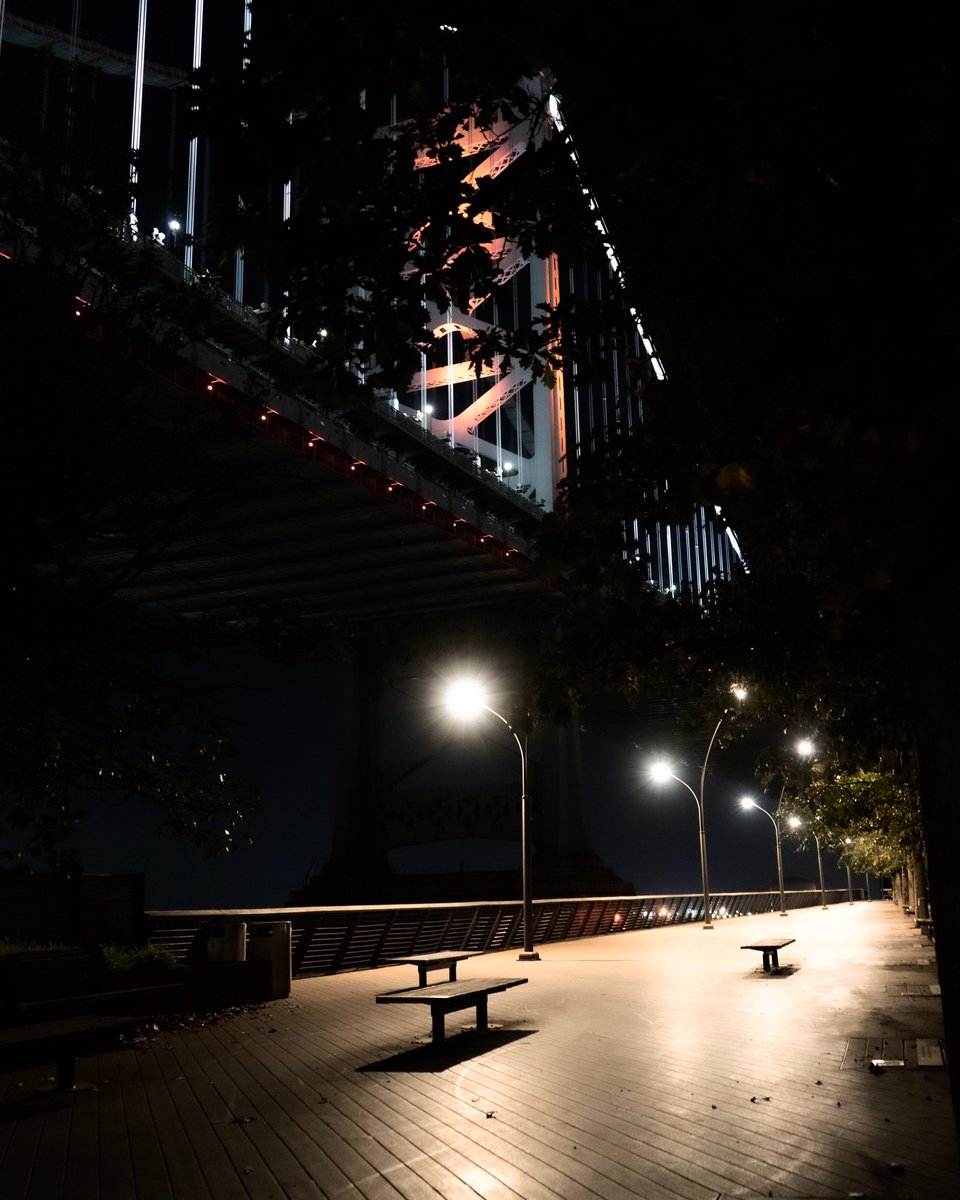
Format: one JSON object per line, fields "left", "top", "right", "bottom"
{"left": 906, "top": 589, "right": 960, "bottom": 1139}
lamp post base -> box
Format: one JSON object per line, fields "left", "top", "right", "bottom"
{"left": 518, "top": 951, "right": 541, "bottom": 961}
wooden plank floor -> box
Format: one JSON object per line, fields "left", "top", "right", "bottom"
{"left": 1, "top": 901, "right": 957, "bottom": 1199}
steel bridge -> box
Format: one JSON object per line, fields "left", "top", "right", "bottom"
{"left": 1, "top": 5, "right": 741, "bottom": 903}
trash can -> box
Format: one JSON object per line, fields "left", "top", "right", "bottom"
{"left": 203, "top": 921, "right": 247, "bottom": 963}
{"left": 249, "top": 921, "right": 292, "bottom": 999}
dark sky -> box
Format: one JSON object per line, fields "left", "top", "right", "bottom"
{"left": 53, "top": 646, "right": 846, "bottom": 910}
{"left": 4, "top": 2, "right": 858, "bottom": 910}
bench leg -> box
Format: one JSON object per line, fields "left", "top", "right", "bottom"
{"left": 769, "top": 949, "right": 780, "bottom": 971}
{"left": 761, "top": 951, "right": 771, "bottom": 972}
{"left": 57, "top": 1050, "right": 79, "bottom": 1090}
{"left": 431, "top": 1008, "right": 446, "bottom": 1046}
{"left": 449, "top": 963, "right": 458, "bottom": 982}
{"left": 476, "top": 996, "right": 489, "bottom": 1034}
{"left": 418, "top": 966, "right": 428, "bottom": 987}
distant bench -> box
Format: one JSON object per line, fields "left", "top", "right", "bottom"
{"left": 376, "top": 977, "right": 527, "bottom": 1046}
{"left": 741, "top": 938, "right": 795, "bottom": 974}
{"left": 380, "top": 951, "right": 480, "bottom": 988}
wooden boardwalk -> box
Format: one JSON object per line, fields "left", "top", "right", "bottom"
{"left": 2, "top": 901, "right": 957, "bottom": 1199}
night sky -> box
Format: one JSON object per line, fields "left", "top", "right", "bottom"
{"left": 57, "top": 645, "right": 847, "bottom": 910}
{"left": 4, "top": 1, "right": 858, "bottom": 910}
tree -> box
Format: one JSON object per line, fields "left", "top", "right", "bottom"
{"left": 533, "top": 0, "right": 960, "bottom": 1128}
{"left": 0, "top": 83, "right": 260, "bottom": 868}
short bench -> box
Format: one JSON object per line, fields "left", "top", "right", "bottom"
{"left": 741, "top": 938, "right": 795, "bottom": 973}
{"left": 380, "top": 951, "right": 480, "bottom": 987}
{"left": 0, "top": 1013, "right": 147, "bottom": 1089}
{"left": 376, "top": 977, "right": 527, "bottom": 1046}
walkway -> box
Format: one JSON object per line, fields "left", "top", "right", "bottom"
{"left": 2, "top": 901, "right": 956, "bottom": 1199}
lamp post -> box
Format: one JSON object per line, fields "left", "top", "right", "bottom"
{"left": 741, "top": 797, "right": 789, "bottom": 916}
{"left": 789, "top": 736, "right": 826, "bottom": 907}
{"left": 444, "top": 678, "right": 540, "bottom": 961}
{"left": 844, "top": 837, "right": 855, "bottom": 903}
{"left": 789, "top": 816, "right": 829, "bottom": 910}
{"left": 647, "top": 684, "right": 747, "bottom": 931}
{"left": 649, "top": 763, "right": 713, "bottom": 928}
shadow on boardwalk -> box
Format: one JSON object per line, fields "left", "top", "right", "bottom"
{"left": 1, "top": 901, "right": 956, "bottom": 1199}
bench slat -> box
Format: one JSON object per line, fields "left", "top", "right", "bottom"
{"left": 381, "top": 952, "right": 479, "bottom": 967}
{"left": 376, "top": 977, "right": 525, "bottom": 1004}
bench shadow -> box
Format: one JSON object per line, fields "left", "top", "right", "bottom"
{"left": 747, "top": 965, "right": 800, "bottom": 978}
{"left": 359, "top": 1027, "right": 536, "bottom": 1073}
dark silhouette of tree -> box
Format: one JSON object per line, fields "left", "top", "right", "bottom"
{"left": 0, "top": 86, "right": 259, "bottom": 867}
{"left": 534, "top": 0, "right": 960, "bottom": 1130}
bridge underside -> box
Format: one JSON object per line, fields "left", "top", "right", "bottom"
{"left": 68, "top": 302, "right": 554, "bottom": 633}
{"left": 103, "top": 417, "right": 551, "bottom": 629}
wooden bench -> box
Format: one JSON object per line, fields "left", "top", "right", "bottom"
{"left": 741, "top": 938, "right": 795, "bottom": 973}
{"left": 380, "top": 951, "right": 480, "bottom": 987}
{"left": 0, "top": 947, "right": 185, "bottom": 1021}
{"left": 376, "top": 977, "right": 527, "bottom": 1046}
{"left": 0, "top": 1013, "right": 148, "bottom": 1089}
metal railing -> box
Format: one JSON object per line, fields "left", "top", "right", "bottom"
{"left": 146, "top": 889, "right": 854, "bottom": 978}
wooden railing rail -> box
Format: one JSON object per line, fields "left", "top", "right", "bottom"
{"left": 146, "top": 889, "right": 854, "bottom": 978}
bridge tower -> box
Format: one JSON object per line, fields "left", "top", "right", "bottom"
{"left": 394, "top": 74, "right": 566, "bottom": 512}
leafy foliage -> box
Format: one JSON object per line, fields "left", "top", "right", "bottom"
{"left": 532, "top": 1, "right": 959, "bottom": 877}
{"left": 1, "top": 101, "right": 258, "bottom": 868}
{"left": 195, "top": 4, "right": 606, "bottom": 401}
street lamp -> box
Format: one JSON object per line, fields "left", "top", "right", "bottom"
{"left": 844, "top": 837, "right": 855, "bottom": 903}
{"left": 741, "top": 797, "right": 789, "bottom": 916}
{"left": 646, "top": 683, "right": 747, "bottom": 931}
{"left": 443, "top": 677, "right": 540, "bottom": 961}
{"left": 648, "top": 761, "right": 713, "bottom": 929}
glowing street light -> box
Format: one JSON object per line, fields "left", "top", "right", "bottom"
{"left": 741, "top": 797, "right": 790, "bottom": 916}
{"left": 443, "top": 677, "right": 540, "bottom": 961}
{"left": 646, "top": 683, "right": 747, "bottom": 931}
{"left": 788, "top": 736, "right": 828, "bottom": 908}
{"left": 649, "top": 760, "right": 713, "bottom": 928}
